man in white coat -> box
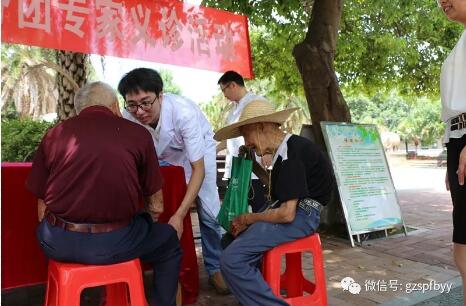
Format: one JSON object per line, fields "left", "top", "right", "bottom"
{"left": 217, "top": 71, "right": 270, "bottom": 213}
{"left": 118, "top": 68, "right": 229, "bottom": 294}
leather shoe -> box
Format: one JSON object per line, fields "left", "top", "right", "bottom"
{"left": 209, "top": 271, "right": 230, "bottom": 295}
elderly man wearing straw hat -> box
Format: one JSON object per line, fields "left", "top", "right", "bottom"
{"left": 214, "top": 100, "right": 335, "bottom": 305}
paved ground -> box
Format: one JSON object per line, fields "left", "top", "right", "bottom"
{"left": 2, "top": 154, "right": 464, "bottom": 305}
{"left": 413, "top": 286, "right": 464, "bottom": 306}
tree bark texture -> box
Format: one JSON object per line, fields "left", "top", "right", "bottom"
{"left": 293, "top": 0, "right": 350, "bottom": 147}
{"left": 56, "top": 51, "right": 88, "bottom": 121}
{"left": 293, "top": 0, "right": 351, "bottom": 228}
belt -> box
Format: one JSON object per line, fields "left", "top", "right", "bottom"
{"left": 298, "top": 198, "right": 323, "bottom": 216}
{"left": 46, "top": 213, "right": 131, "bottom": 233}
{"left": 451, "top": 113, "right": 466, "bottom": 131}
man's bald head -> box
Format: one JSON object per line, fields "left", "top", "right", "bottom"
{"left": 74, "top": 82, "right": 119, "bottom": 114}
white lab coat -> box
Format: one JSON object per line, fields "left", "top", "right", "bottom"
{"left": 224, "top": 92, "right": 267, "bottom": 179}
{"left": 123, "top": 93, "right": 220, "bottom": 218}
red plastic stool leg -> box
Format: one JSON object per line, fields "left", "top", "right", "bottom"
{"left": 44, "top": 261, "right": 81, "bottom": 306}
{"left": 104, "top": 261, "right": 147, "bottom": 306}
{"left": 282, "top": 253, "right": 304, "bottom": 298}
{"left": 44, "top": 272, "right": 58, "bottom": 306}
{"left": 105, "top": 283, "right": 130, "bottom": 306}
{"left": 263, "top": 249, "right": 283, "bottom": 297}
{"left": 126, "top": 272, "right": 147, "bottom": 306}
{"left": 56, "top": 269, "right": 81, "bottom": 306}
{"left": 309, "top": 235, "right": 327, "bottom": 306}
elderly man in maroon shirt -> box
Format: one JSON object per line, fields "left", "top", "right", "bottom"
{"left": 26, "top": 82, "right": 181, "bottom": 306}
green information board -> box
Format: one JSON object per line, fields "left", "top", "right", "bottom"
{"left": 321, "top": 122, "right": 406, "bottom": 246}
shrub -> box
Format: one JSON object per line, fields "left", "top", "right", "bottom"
{"left": 1, "top": 119, "right": 54, "bottom": 162}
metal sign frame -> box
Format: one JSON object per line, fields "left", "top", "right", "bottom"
{"left": 321, "top": 122, "right": 407, "bottom": 247}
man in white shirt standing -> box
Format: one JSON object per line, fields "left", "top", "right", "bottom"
{"left": 218, "top": 71, "right": 269, "bottom": 213}
{"left": 118, "top": 68, "right": 229, "bottom": 295}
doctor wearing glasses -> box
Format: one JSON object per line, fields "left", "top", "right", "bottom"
{"left": 118, "top": 68, "right": 229, "bottom": 295}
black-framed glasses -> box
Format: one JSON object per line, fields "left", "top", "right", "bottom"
{"left": 125, "top": 96, "right": 157, "bottom": 113}
{"left": 220, "top": 82, "right": 232, "bottom": 93}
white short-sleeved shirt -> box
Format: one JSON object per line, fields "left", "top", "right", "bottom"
{"left": 224, "top": 92, "right": 267, "bottom": 179}
{"left": 123, "top": 93, "right": 220, "bottom": 217}
{"left": 441, "top": 30, "right": 466, "bottom": 143}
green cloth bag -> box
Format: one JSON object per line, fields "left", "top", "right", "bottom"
{"left": 217, "top": 156, "right": 253, "bottom": 232}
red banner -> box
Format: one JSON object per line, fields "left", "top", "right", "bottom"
{"left": 1, "top": 0, "right": 253, "bottom": 78}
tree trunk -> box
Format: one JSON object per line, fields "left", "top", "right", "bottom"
{"left": 56, "top": 51, "right": 88, "bottom": 121}
{"left": 293, "top": 0, "right": 350, "bottom": 230}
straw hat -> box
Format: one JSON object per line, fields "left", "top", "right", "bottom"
{"left": 214, "top": 100, "right": 298, "bottom": 141}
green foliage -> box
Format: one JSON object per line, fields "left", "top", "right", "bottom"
{"left": 346, "top": 92, "right": 411, "bottom": 131}
{"left": 397, "top": 98, "right": 443, "bottom": 146}
{"left": 202, "top": 0, "right": 462, "bottom": 98}
{"left": 1, "top": 119, "right": 54, "bottom": 162}
{"left": 337, "top": 0, "right": 463, "bottom": 97}
{"left": 159, "top": 69, "right": 183, "bottom": 95}
{"left": 1, "top": 44, "right": 56, "bottom": 73}
{"left": 347, "top": 92, "right": 443, "bottom": 146}
{"left": 200, "top": 94, "right": 231, "bottom": 132}
{"left": 248, "top": 29, "right": 305, "bottom": 97}
{"left": 202, "top": 0, "right": 308, "bottom": 93}
{"left": 2, "top": 102, "right": 20, "bottom": 120}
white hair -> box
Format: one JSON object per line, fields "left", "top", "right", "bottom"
{"left": 74, "top": 82, "right": 117, "bottom": 114}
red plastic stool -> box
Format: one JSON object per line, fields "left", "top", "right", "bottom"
{"left": 262, "top": 233, "right": 327, "bottom": 306}
{"left": 44, "top": 258, "right": 147, "bottom": 306}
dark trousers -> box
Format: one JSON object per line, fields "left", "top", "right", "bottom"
{"left": 447, "top": 134, "right": 466, "bottom": 244}
{"left": 37, "top": 213, "right": 182, "bottom": 306}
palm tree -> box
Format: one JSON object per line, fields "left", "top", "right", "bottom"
{"left": 56, "top": 50, "right": 89, "bottom": 121}
{"left": 1, "top": 44, "right": 57, "bottom": 119}
{"left": 1, "top": 45, "right": 89, "bottom": 121}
